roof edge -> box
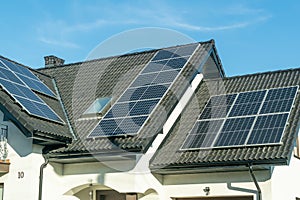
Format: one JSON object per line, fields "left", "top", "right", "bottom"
{"left": 37, "top": 40, "right": 215, "bottom": 71}
{"left": 150, "top": 158, "right": 289, "bottom": 174}
{"left": 224, "top": 67, "right": 300, "bottom": 80}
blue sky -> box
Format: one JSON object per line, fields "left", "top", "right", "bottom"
{"left": 1, "top": 0, "right": 299, "bottom": 76}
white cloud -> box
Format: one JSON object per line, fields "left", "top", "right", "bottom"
{"left": 37, "top": 18, "right": 138, "bottom": 48}
{"left": 36, "top": 2, "right": 272, "bottom": 48}
{"left": 168, "top": 15, "right": 272, "bottom": 32}
{"left": 222, "top": 4, "right": 265, "bottom": 15}
{"left": 38, "top": 37, "right": 79, "bottom": 48}
{"left": 63, "top": 19, "right": 110, "bottom": 33}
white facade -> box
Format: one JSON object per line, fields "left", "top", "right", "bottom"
{"left": 0, "top": 110, "right": 44, "bottom": 199}
{"left": 42, "top": 154, "right": 300, "bottom": 200}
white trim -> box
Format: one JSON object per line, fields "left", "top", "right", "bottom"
{"left": 132, "top": 73, "right": 203, "bottom": 172}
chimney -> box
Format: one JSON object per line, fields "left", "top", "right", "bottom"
{"left": 44, "top": 55, "right": 65, "bottom": 68}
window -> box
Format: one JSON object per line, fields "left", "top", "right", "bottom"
{"left": 0, "top": 125, "right": 8, "bottom": 139}
{"left": 83, "top": 97, "right": 112, "bottom": 117}
{"left": 0, "top": 125, "right": 8, "bottom": 161}
{"left": 96, "top": 190, "right": 126, "bottom": 200}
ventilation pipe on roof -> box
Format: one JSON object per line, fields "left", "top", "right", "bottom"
{"left": 44, "top": 55, "right": 65, "bottom": 68}
{"left": 248, "top": 164, "right": 262, "bottom": 200}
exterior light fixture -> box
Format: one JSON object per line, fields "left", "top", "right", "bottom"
{"left": 88, "top": 180, "right": 93, "bottom": 200}
{"left": 89, "top": 190, "right": 93, "bottom": 200}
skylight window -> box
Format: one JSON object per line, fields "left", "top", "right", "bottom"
{"left": 84, "top": 97, "right": 112, "bottom": 116}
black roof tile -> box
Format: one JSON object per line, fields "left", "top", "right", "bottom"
{"left": 39, "top": 41, "right": 217, "bottom": 155}
{"left": 0, "top": 56, "right": 73, "bottom": 142}
{"left": 150, "top": 67, "right": 300, "bottom": 171}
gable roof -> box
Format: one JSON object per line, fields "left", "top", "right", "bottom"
{"left": 150, "top": 68, "right": 300, "bottom": 173}
{"left": 0, "top": 56, "right": 73, "bottom": 145}
{"left": 39, "top": 40, "right": 223, "bottom": 158}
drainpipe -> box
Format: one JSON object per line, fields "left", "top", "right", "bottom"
{"left": 248, "top": 164, "right": 262, "bottom": 200}
{"left": 38, "top": 144, "right": 67, "bottom": 200}
{"left": 38, "top": 154, "right": 49, "bottom": 200}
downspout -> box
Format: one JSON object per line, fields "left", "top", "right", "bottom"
{"left": 38, "top": 154, "right": 49, "bottom": 200}
{"left": 38, "top": 79, "right": 73, "bottom": 200}
{"left": 38, "top": 145, "right": 67, "bottom": 200}
{"left": 248, "top": 164, "right": 262, "bottom": 200}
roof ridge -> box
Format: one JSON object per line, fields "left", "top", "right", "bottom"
{"left": 38, "top": 49, "right": 156, "bottom": 71}
{"left": 223, "top": 67, "right": 300, "bottom": 80}
{"left": 37, "top": 40, "right": 214, "bottom": 71}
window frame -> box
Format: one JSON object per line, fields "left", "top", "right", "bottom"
{"left": 82, "top": 97, "right": 112, "bottom": 118}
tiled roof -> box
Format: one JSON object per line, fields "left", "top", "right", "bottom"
{"left": 150, "top": 68, "right": 300, "bottom": 172}
{"left": 39, "top": 41, "right": 217, "bottom": 155}
{"left": 0, "top": 56, "right": 73, "bottom": 143}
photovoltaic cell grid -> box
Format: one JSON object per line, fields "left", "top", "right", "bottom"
{"left": 88, "top": 43, "right": 199, "bottom": 137}
{"left": 181, "top": 86, "right": 298, "bottom": 150}
{"left": 0, "top": 58, "right": 63, "bottom": 123}
{"left": 0, "top": 58, "right": 56, "bottom": 97}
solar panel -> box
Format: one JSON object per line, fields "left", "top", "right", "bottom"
{"left": 129, "top": 99, "right": 159, "bottom": 116}
{"left": 214, "top": 116, "right": 255, "bottom": 147}
{"left": 141, "top": 60, "right": 167, "bottom": 74}
{"left": 181, "top": 120, "right": 224, "bottom": 149}
{"left": 163, "top": 57, "right": 188, "bottom": 70}
{"left": 0, "top": 58, "right": 56, "bottom": 97}
{"left": 0, "top": 58, "right": 63, "bottom": 123}
{"left": 0, "top": 58, "right": 38, "bottom": 80}
{"left": 0, "top": 61, "right": 7, "bottom": 69}
{"left": 229, "top": 90, "right": 266, "bottom": 117}
{"left": 115, "top": 116, "right": 148, "bottom": 135}
{"left": 247, "top": 113, "right": 288, "bottom": 144}
{"left": 151, "top": 49, "right": 177, "bottom": 61}
{"left": 260, "top": 86, "right": 298, "bottom": 114}
{"left": 14, "top": 96, "right": 62, "bottom": 122}
{"left": 88, "top": 44, "right": 199, "bottom": 138}
{"left": 0, "top": 67, "right": 24, "bottom": 85}
{"left": 0, "top": 79, "right": 43, "bottom": 102}
{"left": 181, "top": 86, "right": 298, "bottom": 150}
{"left": 105, "top": 102, "right": 136, "bottom": 118}
{"left": 118, "top": 87, "right": 148, "bottom": 102}
{"left": 199, "top": 94, "right": 237, "bottom": 119}
{"left": 130, "top": 73, "right": 158, "bottom": 87}
{"left": 173, "top": 43, "right": 199, "bottom": 58}
{"left": 140, "top": 84, "right": 170, "bottom": 100}
{"left": 152, "top": 70, "right": 180, "bottom": 85}
{"left": 90, "top": 118, "right": 123, "bottom": 137}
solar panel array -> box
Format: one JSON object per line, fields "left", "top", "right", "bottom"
{"left": 181, "top": 86, "right": 298, "bottom": 150}
{"left": 0, "top": 58, "right": 56, "bottom": 97}
{"left": 0, "top": 58, "right": 63, "bottom": 123}
{"left": 89, "top": 43, "right": 199, "bottom": 137}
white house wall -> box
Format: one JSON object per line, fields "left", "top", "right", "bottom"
{"left": 1, "top": 109, "right": 298, "bottom": 200}
{"left": 42, "top": 161, "right": 277, "bottom": 200}
{"left": 162, "top": 170, "right": 272, "bottom": 200}
{"left": 271, "top": 156, "right": 300, "bottom": 200}
{"left": 0, "top": 110, "right": 45, "bottom": 200}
